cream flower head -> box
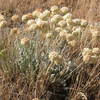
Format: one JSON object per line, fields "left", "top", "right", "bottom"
{"left": 49, "top": 51, "right": 62, "bottom": 65}
{"left": 81, "top": 19, "right": 88, "bottom": 27}
{"left": 27, "top": 19, "right": 35, "bottom": 26}
{"left": 83, "top": 54, "right": 91, "bottom": 63}
{"left": 11, "top": 15, "right": 20, "bottom": 22}
{"left": 75, "top": 92, "right": 87, "bottom": 100}
{"left": 28, "top": 24, "right": 38, "bottom": 31}
{"left": 32, "top": 10, "right": 41, "bottom": 18}
{"left": 51, "top": 14, "right": 62, "bottom": 24}
{"left": 0, "top": 20, "right": 7, "bottom": 28}
{"left": 82, "top": 48, "right": 92, "bottom": 56}
{"left": 46, "top": 32, "right": 53, "bottom": 39}
{"left": 73, "top": 18, "right": 81, "bottom": 26}
{"left": 68, "top": 40, "right": 77, "bottom": 47}
{"left": 39, "top": 10, "right": 50, "bottom": 20}
{"left": 60, "top": 7, "right": 69, "bottom": 15}
{"left": 92, "top": 48, "right": 100, "bottom": 55}
{"left": 72, "top": 27, "right": 82, "bottom": 37}
{"left": 55, "top": 27, "right": 62, "bottom": 33}
{"left": 58, "top": 20, "right": 67, "bottom": 27}
{"left": 21, "top": 37, "right": 30, "bottom": 46}
{"left": 63, "top": 13, "right": 72, "bottom": 20}
{"left": 51, "top": 5, "right": 59, "bottom": 12}
{"left": 82, "top": 47, "right": 99, "bottom": 63}
{"left": 36, "top": 19, "right": 48, "bottom": 29}
{"left": 22, "top": 13, "right": 33, "bottom": 22}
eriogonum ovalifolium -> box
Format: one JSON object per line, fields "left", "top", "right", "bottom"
{"left": 0, "top": 6, "right": 98, "bottom": 89}
{"left": 0, "top": 6, "right": 100, "bottom": 100}
{"left": 17, "top": 5, "right": 100, "bottom": 67}
{"left": 0, "top": 6, "right": 99, "bottom": 67}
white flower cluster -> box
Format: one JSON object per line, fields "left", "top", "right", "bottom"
{"left": 82, "top": 48, "right": 100, "bottom": 64}
{"left": 19, "top": 6, "right": 91, "bottom": 64}
{"left": 49, "top": 51, "right": 62, "bottom": 65}
{"left": 21, "top": 37, "right": 30, "bottom": 46}
{"left": 22, "top": 13, "right": 34, "bottom": 22}
{"left": 11, "top": 15, "right": 20, "bottom": 22}
{"left": 20, "top": 6, "right": 88, "bottom": 48}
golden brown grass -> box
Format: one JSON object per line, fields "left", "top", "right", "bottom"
{"left": 0, "top": 0, "right": 100, "bottom": 21}
{"left": 0, "top": 1, "right": 100, "bottom": 100}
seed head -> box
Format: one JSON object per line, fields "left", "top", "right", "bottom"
{"left": 72, "top": 27, "right": 82, "bottom": 37}
{"left": 92, "top": 48, "right": 100, "bottom": 55}
{"left": 11, "top": 15, "right": 20, "bottom": 22}
{"left": 60, "top": 7, "right": 69, "bottom": 15}
{"left": 82, "top": 48, "right": 92, "bottom": 56}
{"left": 27, "top": 19, "right": 35, "bottom": 26}
{"left": 83, "top": 54, "right": 91, "bottom": 63}
{"left": 21, "top": 37, "right": 30, "bottom": 46}
{"left": 28, "top": 24, "right": 38, "bottom": 31}
{"left": 36, "top": 19, "right": 48, "bottom": 29}
{"left": 75, "top": 92, "right": 87, "bottom": 100}
{"left": 55, "top": 27, "right": 62, "bottom": 33}
{"left": 49, "top": 51, "right": 62, "bottom": 65}
{"left": 73, "top": 18, "right": 81, "bottom": 26}
{"left": 51, "top": 14, "right": 62, "bottom": 24}
{"left": 46, "top": 32, "right": 53, "bottom": 39}
{"left": 81, "top": 19, "right": 88, "bottom": 27}
{"left": 58, "top": 20, "right": 67, "bottom": 27}
{"left": 68, "top": 40, "right": 77, "bottom": 47}
{"left": 39, "top": 10, "right": 50, "bottom": 20}
{"left": 22, "top": 13, "right": 33, "bottom": 22}
{"left": 32, "top": 10, "right": 41, "bottom": 18}
{"left": 51, "top": 5, "right": 59, "bottom": 12}
{"left": 67, "top": 19, "right": 74, "bottom": 26}
{"left": 0, "top": 20, "right": 7, "bottom": 28}
{"left": 63, "top": 13, "right": 72, "bottom": 20}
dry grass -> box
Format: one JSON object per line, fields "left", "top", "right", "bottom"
{"left": 0, "top": 0, "right": 100, "bottom": 100}
{"left": 0, "top": 0, "right": 100, "bottom": 21}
